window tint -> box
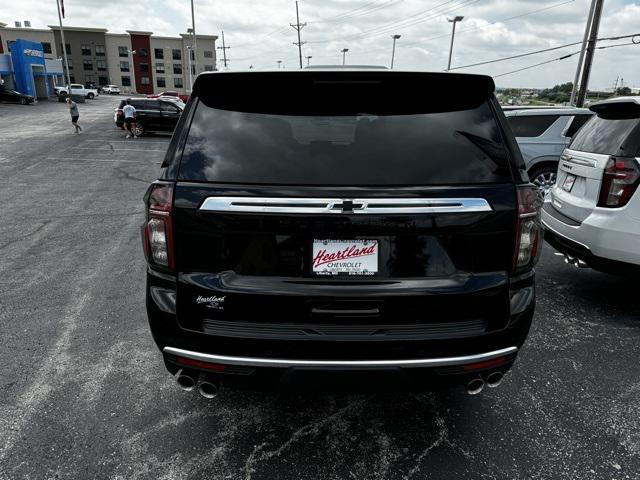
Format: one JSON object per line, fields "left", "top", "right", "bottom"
{"left": 569, "top": 116, "right": 640, "bottom": 155}
{"left": 565, "top": 114, "right": 593, "bottom": 137}
{"left": 179, "top": 101, "right": 511, "bottom": 185}
{"left": 507, "top": 115, "right": 560, "bottom": 137}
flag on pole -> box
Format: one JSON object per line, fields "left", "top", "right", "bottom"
{"left": 60, "top": 0, "right": 65, "bottom": 18}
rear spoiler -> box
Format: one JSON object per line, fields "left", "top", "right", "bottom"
{"left": 590, "top": 97, "right": 640, "bottom": 119}
{"left": 192, "top": 71, "right": 496, "bottom": 115}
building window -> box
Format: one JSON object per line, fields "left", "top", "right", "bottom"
{"left": 42, "top": 42, "right": 52, "bottom": 54}
{"left": 83, "top": 60, "right": 93, "bottom": 71}
{"left": 85, "top": 75, "right": 95, "bottom": 83}
{"left": 121, "top": 76, "right": 131, "bottom": 86}
{"left": 204, "top": 50, "right": 213, "bottom": 58}
{"left": 138, "top": 48, "right": 148, "bottom": 57}
{"left": 141, "top": 76, "right": 150, "bottom": 86}
{"left": 156, "top": 77, "right": 166, "bottom": 88}
{"left": 120, "top": 61, "right": 129, "bottom": 72}
{"left": 190, "top": 49, "right": 195, "bottom": 61}
{"left": 65, "top": 58, "right": 74, "bottom": 70}
{"left": 81, "top": 44, "right": 91, "bottom": 56}
{"left": 173, "top": 64, "right": 182, "bottom": 74}
{"left": 97, "top": 60, "right": 107, "bottom": 71}
{"left": 204, "top": 65, "right": 214, "bottom": 71}
{"left": 7, "top": 40, "right": 15, "bottom": 52}
{"left": 154, "top": 48, "right": 164, "bottom": 59}
{"left": 140, "top": 63, "right": 149, "bottom": 73}
{"left": 172, "top": 49, "right": 181, "bottom": 60}
{"left": 174, "top": 77, "right": 183, "bottom": 88}
{"left": 99, "top": 76, "right": 108, "bottom": 86}
{"left": 60, "top": 43, "right": 71, "bottom": 54}
{"left": 95, "top": 45, "right": 105, "bottom": 56}
{"left": 118, "top": 46, "right": 128, "bottom": 57}
{"left": 155, "top": 63, "right": 165, "bottom": 74}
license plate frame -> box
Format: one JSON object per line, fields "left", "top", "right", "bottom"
{"left": 562, "top": 173, "right": 576, "bottom": 192}
{"left": 312, "top": 239, "right": 379, "bottom": 276}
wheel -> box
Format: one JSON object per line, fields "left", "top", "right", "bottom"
{"left": 87, "top": 93, "right": 95, "bottom": 99}
{"left": 529, "top": 165, "right": 557, "bottom": 197}
{"left": 20, "top": 98, "right": 27, "bottom": 105}
{"left": 132, "top": 123, "right": 145, "bottom": 136}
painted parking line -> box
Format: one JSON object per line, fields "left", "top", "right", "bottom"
{"left": 46, "top": 157, "right": 160, "bottom": 164}
{"left": 82, "top": 140, "right": 170, "bottom": 144}
{"left": 70, "top": 147, "right": 167, "bottom": 152}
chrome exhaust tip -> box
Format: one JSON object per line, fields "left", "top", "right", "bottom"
{"left": 466, "top": 378, "right": 485, "bottom": 395}
{"left": 175, "top": 369, "right": 197, "bottom": 392}
{"left": 486, "top": 371, "right": 504, "bottom": 388}
{"left": 198, "top": 379, "right": 219, "bottom": 399}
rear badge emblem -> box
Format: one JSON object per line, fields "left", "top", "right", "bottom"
{"left": 196, "top": 295, "right": 226, "bottom": 310}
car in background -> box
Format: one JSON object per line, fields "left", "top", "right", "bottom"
{"left": 0, "top": 87, "right": 34, "bottom": 105}
{"left": 102, "top": 85, "right": 121, "bottom": 94}
{"left": 542, "top": 97, "right": 640, "bottom": 275}
{"left": 142, "top": 70, "right": 542, "bottom": 396}
{"left": 54, "top": 84, "right": 99, "bottom": 99}
{"left": 505, "top": 108, "right": 593, "bottom": 194}
{"left": 114, "top": 98, "right": 184, "bottom": 136}
{"left": 147, "top": 90, "right": 189, "bottom": 103}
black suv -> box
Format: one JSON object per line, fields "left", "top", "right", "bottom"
{"left": 114, "top": 98, "right": 183, "bottom": 136}
{"left": 142, "top": 70, "right": 542, "bottom": 396}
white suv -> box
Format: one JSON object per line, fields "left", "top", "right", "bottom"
{"left": 102, "top": 85, "right": 121, "bottom": 94}
{"left": 541, "top": 97, "right": 640, "bottom": 275}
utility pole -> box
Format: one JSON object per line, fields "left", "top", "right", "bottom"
{"left": 277, "top": 60, "right": 282, "bottom": 69}
{"left": 55, "top": 0, "right": 72, "bottom": 88}
{"left": 305, "top": 55, "right": 312, "bottom": 66}
{"left": 217, "top": 31, "right": 230, "bottom": 68}
{"left": 341, "top": 48, "right": 349, "bottom": 65}
{"left": 570, "top": 0, "right": 596, "bottom": 105}
{"left": 290, "top": 1, "right": 306, "bottom": 69}
{"left": 446, "top": 16, "right": 464, "bottom": 71}
{"left": 576, "top": 0, "right": 605, "bottom": 107}
{"left": 190, "top": 0, "right": 198, "bottom": 75}
{"left": 390, "top": 34, "right": 401, "bottom": 69}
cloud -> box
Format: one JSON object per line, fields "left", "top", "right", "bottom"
{"left": 4, "top": 0, "right": 640, "bottom": 87}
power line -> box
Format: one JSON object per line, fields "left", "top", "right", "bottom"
{"left": 307, "top": 0, "right": 404, "bottom": 25}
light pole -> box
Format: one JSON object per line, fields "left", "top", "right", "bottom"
{"left": 446, "top": 16, "right": 464, "bottom": 71}
{"left": 277, "top": 60, "right": 283, "bottom": 69}
{"left": 190, "top": 0, "right": 197, "bottom": 75}
{"left": 186, "top": 45, "right": 193, "bottom": 92}
{"left": 127, "top": 49, "right": 137, "bottom": 93}
{"left": 390, "top": 34, "right": 401, "bottom": 69}
{"left": 306, "top": 55, "right": 312, "bottom": 66}
{"left": 341, "top": 48, "right": 349, "bottom": 65}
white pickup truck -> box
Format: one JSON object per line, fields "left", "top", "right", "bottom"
{"left": 54, "top": 84, "right": 99, "bottom": 99}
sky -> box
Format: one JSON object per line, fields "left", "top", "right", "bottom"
{"left": 4, "top": 0, "right": 640, "bottom": 89}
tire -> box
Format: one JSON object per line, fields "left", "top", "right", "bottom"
{"left": 87, "top": 93, "right": 95, "bottom": 99}
{"left": 133, "top": 123, "right": 145, "bottom": 136}
{"left": 529, "top": 164, "right": 558, "bottom": 198}
{"left": 20, "top": 98, "right": 27, "bottom": 105}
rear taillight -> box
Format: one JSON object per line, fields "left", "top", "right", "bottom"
{"left": 513, "top": 185, "right": 543, "bottom": 271}
{"left": 597, "top": 157, "right": 640, "bottom": 208}
{"left": 143, "top": 182, "right": 175, "bottom": 270}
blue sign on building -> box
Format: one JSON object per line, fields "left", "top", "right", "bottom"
{"left": 4, "top": 39, "right": 63, "bottom": 99}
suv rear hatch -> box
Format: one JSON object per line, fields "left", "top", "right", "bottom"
{"left": 162, "top": 72, "right": 528, "bottom": 344}
{"left": 550, "top": 99, "right": 640, "bottom": 223}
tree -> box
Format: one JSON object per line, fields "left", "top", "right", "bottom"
{"left": 616, "top": 86, "right": 632, "bottom": 96}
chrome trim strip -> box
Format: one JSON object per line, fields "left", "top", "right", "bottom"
{"left": 560, "top": 155, "right": 597, "bottom": 168}
{"left": 199, "top": 197, "right": 492, "bottom": 214}
{"left": 163, "top": 346, "right": 518, "bottom": 368}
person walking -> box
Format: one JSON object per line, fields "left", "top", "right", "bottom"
{"left": 66, "top": 97, "right": 82, "bottom": 134}
{"left": 122, "top": 99, "right": 137, "bottom": 138}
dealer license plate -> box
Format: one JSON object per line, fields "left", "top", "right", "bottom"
{"left": 562, "top": 173, "right": 576, "bottom": 192}
{"left": 312, "top": 239, "right": 378, "bottom": 276}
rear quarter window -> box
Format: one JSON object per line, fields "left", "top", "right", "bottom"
{"left": 569, "top": 116, "right": 640, "bottom": 155}
{"left": 507, "top": 115, "right": 560, "bottom": 137}
{"left": 178, "top": 100, "right": 513, "bottom": 186}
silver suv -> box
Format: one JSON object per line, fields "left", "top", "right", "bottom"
{"left": 505, "top": 108, "right": 593, "bottom": 194}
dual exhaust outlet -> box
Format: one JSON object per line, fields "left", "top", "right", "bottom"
{"left": 466, "top": 371, "right": 504, "bottom": 395}
{"left": 564, "top": 254, "right": 589, "bottom": 268}
{"left": 175, "top": 369, "right": 219, "bottom": 399}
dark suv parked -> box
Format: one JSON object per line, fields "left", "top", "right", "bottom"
{"left": 142, "top": 70, "right": 542, "bottom": 396}
{"left": 114, "top": 98, "right": 183, "bottom": 136}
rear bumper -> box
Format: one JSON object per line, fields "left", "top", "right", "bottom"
{"left": 541, "top": 200, "right": 640, "bottom": 269}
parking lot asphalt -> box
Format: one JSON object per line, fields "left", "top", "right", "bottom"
{"left": 0, "top": 96, "right": 639, "bottom": 480}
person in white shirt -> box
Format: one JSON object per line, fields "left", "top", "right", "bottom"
{"left": 122, "top": 99, "right": 137, "bottom": 138}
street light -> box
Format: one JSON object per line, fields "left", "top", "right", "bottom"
{"left": 186, "top": 45, "right": 193, "bottom": 92}
{"left": 446, "top": 16, "right": 464, "bottom": 71}
{"left": 306, "top": 55, "right": 312, "bottom": 66}
{"left": 127, "top": 49, "right": 137, "bottom": 93}
{"left": 341, "top": 48, "right": 349, "bottom": 65}
{"left": 390, "top": 34, "right": 401, "bottom": 69}
{"left": 277, "top": 60, "right": 283, "bottom": 69}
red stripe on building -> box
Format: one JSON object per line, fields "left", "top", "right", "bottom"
{"left": 129, "top": 32, "right": 153, "bottom": 95}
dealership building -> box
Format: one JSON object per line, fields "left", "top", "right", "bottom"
{"left": 0, "top": 21, "right": 217, "bottom": 95}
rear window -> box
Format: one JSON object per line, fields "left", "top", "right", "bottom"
{"left": 569, "top": 116, "right": 640, "bottom": 155}
{"left": 507, "top": 115, "right": 560, "bottom": 137}
{"left": 178, "top": 73, "right": 512, "bottom": 186}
